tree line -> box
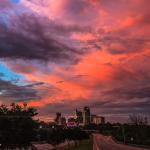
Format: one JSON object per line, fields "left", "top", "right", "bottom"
{"left": 0, "top": 103, "right": 89, "bottom": 150}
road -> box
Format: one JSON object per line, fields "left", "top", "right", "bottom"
{"left": 93, "top": 134, "right": 149, "bottom": 150}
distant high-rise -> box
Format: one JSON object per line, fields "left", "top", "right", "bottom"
{"left": 75, "top": 109, "right": 83, "bottom": 125}
{"left": 54, "top": 107, "right": 105, "bottom": 127}
{"left": 54, "top": 112, "right": 67, "bottom": 126}
{"left": 83, "top": 106, "right": 90, "bottom": 125}
{"left": 91, "top": 115, "right": 105, "bottom": 124}
{"left": 91, "top": 115, "right": 96, "bottom": 123}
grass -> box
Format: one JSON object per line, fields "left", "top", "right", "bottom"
{"left": 61, "top": 140, "right": 92, "bottom": 150}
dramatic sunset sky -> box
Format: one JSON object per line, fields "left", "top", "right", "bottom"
{"left": 0, "top": 0, "right": 150, "bottom": 122}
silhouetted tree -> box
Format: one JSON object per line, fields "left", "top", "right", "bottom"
{"left": 129, "top": 115, "right": 148, "bottom": 125}
{"left": 0, "top": 103, "right": 38, "bottom": 149}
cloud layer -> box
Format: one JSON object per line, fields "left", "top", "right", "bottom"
{"left": 0, "top": 0, "right": 150, "bottom": 122}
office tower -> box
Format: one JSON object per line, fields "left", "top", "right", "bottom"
{"left": 83, "top": 106, "right": 90, "bottom": 125}
{"left": 75, "top": 109, "right": 83, "bottom": 125}
{"left": 91, "top": 115, "right": 105, "bottom": 124}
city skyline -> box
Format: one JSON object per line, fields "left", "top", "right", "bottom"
{"left": 0, "top": 0, "right": 150, "bottom": 123}
{"left": 54, "top": 106, "right": 105, "bottom": 126}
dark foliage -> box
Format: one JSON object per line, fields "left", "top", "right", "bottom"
{"left": 47, "top": 128, "right": 65, "bottom": 148}
{"left": 97, "top": 123, "right": 150, "bottom": 146}
{"left": 0, "top": 103, "right": 38, "bottom": 149}
{"left": 37, "top": 127, "right": 89, "bottom": 149}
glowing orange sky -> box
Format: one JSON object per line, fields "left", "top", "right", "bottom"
{"left": 0, "top": 0, "right": 150, "bottom": 122}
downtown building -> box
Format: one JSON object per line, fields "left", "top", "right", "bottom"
{"left": 54, "top": 106, "right": 105, "bottom": 127}
{"left": 75, "top": 109, "right": 83, "bottom": 126}
{"left": 91, "top": 115, "right": 105, "bottom": 124}
{"left": 54, "top": 112, "right": 66, "bottom": 126}
{"left": 75, "top": 106, "right": 105, "bottom": 126}
{"left": 74, "top": 106, "right": 91, "bottom": 126}
{"left": 83, "top": 106, "right": 91, "bottom": 125}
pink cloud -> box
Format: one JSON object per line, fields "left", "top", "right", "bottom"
{"left": 0, "top": 0, "right": 150, "bottom": 122}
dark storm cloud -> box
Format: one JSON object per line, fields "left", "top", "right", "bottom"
{"left": 95, "top": 107, "right": 150, "bottom": 115}
{"left": 103, "top": 99, "right": 150, "bottom": 109}
{"left": 0, "top": 79, "right": 42, "bottom": 101}
{"left": 98, "top": 61, "right": 150, "bottom": 100}
{"left": 37, "top": 97, "right": 150, "bottom": 118}
{"left": 24, "top": 82, "right": 44, "bottom": 88}
{"left": 0, "top": 13, "right": 91, "bottom": 63}
{"left": 37, "top": 98, "right": 95, "bottom": 117}
{"left": 105, "top": 38, "right": 150, "bottom": 55}
{"left": 88, "top": 98, "right": 150, "bottom": 117}
{"left": 85, "top": 35, "right": 150, "bottom": 54}
{"left": 38, "top": 102, "right": 74, "bottom": 116}
{"left": 50, "top": 23, "right": 92, "bottom": 35}
{"left": 103, "top": 86, "right": 150, "bottom": 99}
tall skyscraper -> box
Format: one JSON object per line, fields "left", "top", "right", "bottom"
{"left": 75, "top": 109, "right": 83, "bottom": 125}
{"left": 54, "top": 112, "right": 67, "bottom": 126}
{"left": 83, "top": 106, "right": 91, "bottom": 125}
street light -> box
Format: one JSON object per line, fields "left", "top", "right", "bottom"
{"left": 131, "top": 137, "right": 134, "bottom": 143}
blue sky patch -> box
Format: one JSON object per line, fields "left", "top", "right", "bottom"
{"left": 10, "top": 0, "right": 20, "bottom": 4}
{"left": 0, "top": 63, "right": 24, "bottom": 84}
